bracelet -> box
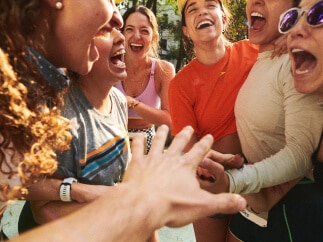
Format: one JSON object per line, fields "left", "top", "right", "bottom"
{"left": 60, "top": 177, "right": 78, "bottom": 202}
{"left": 128, "top": 99, "right": 140, "bottom": 109}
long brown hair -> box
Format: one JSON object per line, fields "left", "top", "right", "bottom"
{"left": 122, "top": 5, "right": 160, "bottom": 58}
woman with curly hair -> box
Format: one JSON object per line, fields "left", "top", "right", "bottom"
{"left": 0, "top": 0, "right": 122, "bottom": 214}
{"left": 0, "top": 46, "right": 247, "bottom": 242}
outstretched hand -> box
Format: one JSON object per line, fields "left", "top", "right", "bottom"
{"left": 124, "top": 125, "right": 246, "bottom": 228}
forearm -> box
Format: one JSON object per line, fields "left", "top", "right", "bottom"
{"left": 14, "top": 185, "right": 158, "bottom": 242}
{"left": 227, "top": 147, "right": 314, "bottom": 194}
{"left": 31, "top": 200, "right": 87, "bottom": 224}
{"left": 127, "top": 98, "right": 171, "bottom": 127}
{"left": 26, "top": 178, "right": 109, "bottom": 203}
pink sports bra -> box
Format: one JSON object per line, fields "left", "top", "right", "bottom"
{"left": 115, "top": 59, "right": 161, "bottom": 118}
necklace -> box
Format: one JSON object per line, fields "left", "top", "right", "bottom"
{"left": 123, "top": 66, "right": 151, "bottom": 98}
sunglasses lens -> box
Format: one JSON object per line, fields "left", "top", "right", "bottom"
{"left": 307, "top": 1, "right": 323, "bottom": 26}
{"left": 279, "top": 9, "right": 299, "bottom": 33}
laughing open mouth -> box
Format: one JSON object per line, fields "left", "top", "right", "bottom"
{"left": 196, "top": 20, "right": 213, "bottom": 29}
{"left": 250, "top": 12, "right": 266, "bottom": 30}
{"left": 130, "top": 43, "right": 143, "bottom": 52}
{"left": 292, "top": 49, "right": 317, "bottom": 75}
{"left": 111, "top": 50, "right": 125, "bottom": 67}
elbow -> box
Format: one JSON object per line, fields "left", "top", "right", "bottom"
{"left": 30, "top": 202, "right": 57, "bottom": 224}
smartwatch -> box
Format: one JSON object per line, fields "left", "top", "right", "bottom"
{"left": 60, "top": 177, "right": 78, "bottom": 202}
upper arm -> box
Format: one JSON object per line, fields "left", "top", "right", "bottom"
{"left": 155, "top": 60, "right": 175, "bottom": 110}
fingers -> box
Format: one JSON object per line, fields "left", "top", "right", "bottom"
{"left": 271, "top": 34, "right": 288, "bottom": 58}
{"left": 129, "top": 133, "right": 145, "bottom": 161}
{"left": 205, "top": 151, "right": 244, "bottom": 169}
{"left": 209, "top": 193, "right": 246, "bottom": 215}
{"left": 199, "top": 158, "right": 224, "bottom": 179}
{"left": 165, "top": 192, "right": 246, "bottom": 228}
{"left": 165, "top": 126, "right": 195, "bottom": 155}
{"left": 183, "top": 133, "right": 213, "bottom": 169}
{"left": 148, "top": 124, "right": 170, "bottom": 156}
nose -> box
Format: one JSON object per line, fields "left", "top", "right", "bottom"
{"left": 198, "top": 7, "right": 208, "bottom": 17}
{"left": 112, "top": 29, "right": 125, "bottom": 44}
{"left": 289, "top": 14, "right": 309, "bottom": 39}
{"left": 110, "top": 8, "right": 123, "bottom": 29}
{"left": 247, "top": 0, "right": 264, "bottom": 7}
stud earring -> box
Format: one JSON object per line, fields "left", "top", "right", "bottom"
{"left": 55, "top": 1, "right": 63, "bottom": 10}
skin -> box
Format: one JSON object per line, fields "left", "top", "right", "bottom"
{"left": 122, "top": 10, "right": 174, "bottom": 129}
{"left": 10, "top": 126, "right": 247, "bottom": 242}
{"left": 247, "top": 0, "right": 294, "bottom": 52}
{"left": 180, "top": 0, "right": 242, "bottom": 241}
{"left": 32, "top": 0, "right": 122, "bottom": 75}
{"left": 182, "top": 0, "right": 226, "bottom": 65}
{"left": 287, "top": 0, "right": 323, "bottom": 163}
{"left": 198, "top": 0, "right": 296, "bottom": 196}
{"left": 180, "top": 0, "right": 242, "bottom": 155}
{"left": 287, "top": 0, "right": 323, "bottom": 96}
{"left": 1, "top": 1, "right": 248, "bottom": 241}
{"left": 29, "top": 28, "right": 127, "bottom": 224}
{"left": 197, "top": 4, "right": 319, "bottom": 237}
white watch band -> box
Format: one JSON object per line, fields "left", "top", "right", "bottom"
{"left": 60, "top": 177, "right": 78, "bottom": 202}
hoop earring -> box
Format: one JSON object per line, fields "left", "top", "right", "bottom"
{"left": 55, "top": 1, "right": 63, "bottom": 10}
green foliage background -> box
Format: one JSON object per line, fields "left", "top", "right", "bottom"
{"left": 118, "top": 0, "right": 248, "bottom": 69}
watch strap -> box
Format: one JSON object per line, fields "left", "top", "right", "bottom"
{"left": 60, "top": 177, "right": 78, "bottom": 202}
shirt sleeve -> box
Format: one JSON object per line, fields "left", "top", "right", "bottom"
{"left": 169, "top": 69, "right": 198, "bottom": 136}
{"left": 227, "top": 63, "right": 323, "bottom": 194}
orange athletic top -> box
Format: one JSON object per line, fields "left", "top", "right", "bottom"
{"left": 169, "top": 40, "right": 258, "bottom": 141}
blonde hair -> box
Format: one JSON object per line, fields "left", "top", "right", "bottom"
{"left": 0, "top": 0, "right": 72, "bottom": 200}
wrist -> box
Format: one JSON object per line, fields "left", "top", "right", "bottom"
{"left": 128, "top": 98, "right": 140, "bottom": 109}
{"left": 60, "top": 177, "right": 78, "bottom": 202}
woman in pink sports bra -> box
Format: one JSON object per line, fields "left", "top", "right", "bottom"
{"left": 115, "top": 5, "right": 175, "bottom": 155}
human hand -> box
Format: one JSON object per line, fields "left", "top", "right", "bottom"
{"left": 197, "top": 157, "right": 230, "bottom": 194}
{"left": 271, "top": 34, "right": 288, "bottom": 59}
{"left": 204, "top": 150, "right": 244, "bottom": 169}
{"left": 123, "top": 125, "right": 246, "bottom": 228}
{"left": 195, "top": 150, "right": 244, "bottom": 192}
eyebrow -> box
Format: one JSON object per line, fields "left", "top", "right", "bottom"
{"left": 186, "top": 0, "right": 219, "bottom": 11}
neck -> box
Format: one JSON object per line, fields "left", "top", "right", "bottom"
{"left": 77, "top": 76, "right": 112, "bottom": 114}
{"left": 194, "top": 39, "right": 226, "bottom": 65}
{"left": 125, "top": 55, "right": 150, "bottom": 71}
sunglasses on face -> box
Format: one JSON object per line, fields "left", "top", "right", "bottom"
{"left": 278, "top": 0, "right": 323, "bottom": 34}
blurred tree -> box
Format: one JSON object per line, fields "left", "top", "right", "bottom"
{"left": 224, "top": 0, "right": 248, "bottom": 42}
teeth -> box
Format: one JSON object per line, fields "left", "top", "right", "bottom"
{"left": 251, "top": 12, "right": 264, "bottom": 18}
{"left": 292, "top": 48, "right": 304, "bottom": 53}
{"left": 116, "top": 62, "right": 125, "bottom": 67}
{"left": 112, "top": 50, "right": 125, "bottom": 57}
{"left": 130, "top": 43, "right": 143, "bottom": 47}
{"left": 295, "top": 69, "right": 309, "bottom": 74}
{"left": 197, "top": 20, "right": 212, "bottom": 29}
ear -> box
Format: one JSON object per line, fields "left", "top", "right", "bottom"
{"left": 222, "top": 14, "right": 227, "bottom": 32}
{"left": 182, "top": 26, "right": 189, "bottom": 38}
{"left": 46, "top": 0, "right": 63, "bottom": 9}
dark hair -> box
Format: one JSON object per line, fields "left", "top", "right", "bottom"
{"left": 181, "top": 0, "right": 232, "bottom": 60}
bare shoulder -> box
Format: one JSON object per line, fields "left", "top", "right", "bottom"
{"left": 155, "top": 59, "right": 175, "bottom": 80}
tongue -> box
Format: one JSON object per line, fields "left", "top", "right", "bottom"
{"left": 296, "top": 52, "right": 316, "bottom": 72}
{"left": 131, "top": 46, "right": 143, "bottom": 52}
{"left": 298, "top": 58, "right": 316, "bottom": 71}
{"left": 252, "top": 18, "right": 266, "bottom": 30}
